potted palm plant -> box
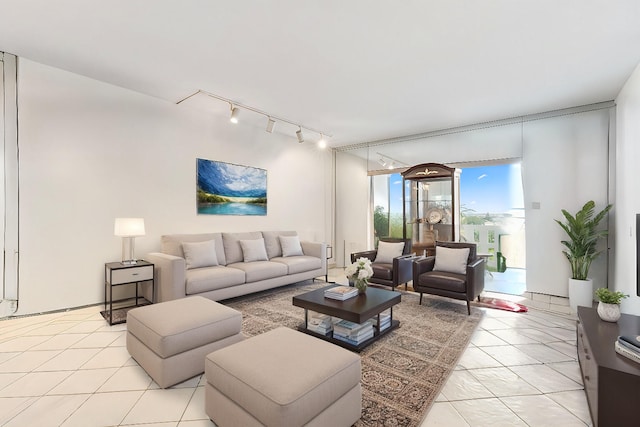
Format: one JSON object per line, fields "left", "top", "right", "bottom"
{"left": 595, "top": 287, "right": 628, "bottom": 322}
{"left": 555, "top": 200, "right": 612, "bottom": 313}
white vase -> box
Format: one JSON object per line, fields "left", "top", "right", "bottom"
{"left": 568, "top": 278, "right": 594, "bottom": 313}
{"left": 597, "top": 301, "right": 621, "bottom": 322}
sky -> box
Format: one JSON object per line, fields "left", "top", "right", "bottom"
{"left": 382, "top": 163, "right": 524, "bottom": 215}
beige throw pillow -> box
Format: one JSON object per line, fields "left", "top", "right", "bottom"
{"left": 279, "top": 235, "right": 304, "bottom": 257}
{"left": 433, "top": 246, "right": 470, "bottom": 275}
{"left": 240, "top": 238, "right": 269, "bottom": 262}
{"left": 182, "top": 240, "right": 219, "bottom": 269}
{"left": 374, "top": 241, "right": 405, "bottom": 264}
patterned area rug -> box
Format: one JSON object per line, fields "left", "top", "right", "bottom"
{"left": 224, "top": 282, "right": 484, "bottom": 427}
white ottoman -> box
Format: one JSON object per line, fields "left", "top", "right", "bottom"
{"left": 126, "top": 296, "right": 243, "bottom": 388}
{"left": 205, "top": 327, "right": 362, "bottom": 427}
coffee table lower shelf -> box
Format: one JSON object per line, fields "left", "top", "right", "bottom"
{"left": 297, "top": 319, "right": 399, "bottom": 352}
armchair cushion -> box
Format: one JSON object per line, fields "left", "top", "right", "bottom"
{"left": 373, "top": 241, "right": 405, "bottom": 264}
{"left": 433, "top": 246, "right": 469, "bottom": 275}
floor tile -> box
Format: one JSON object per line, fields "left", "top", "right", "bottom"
{"left": 0, "top": 350, "right": 61, "bottom": 373}
{"left": 440, "top": 371, "right": 494, "bottom": 401}
{"left": 181, "top": 386, "right": 208, "bottom": 421}
{"left": 0, "top": 396, "right": 37, "bottom": 425}
{"left": 468, "top": 367, "right": 541, "bottom": 397}
{"left": 80, "top": 345, "right": 132, "bottom": 369}
{"left": 29, "top": 334, "right": 89, "bottom": 351}
{"left": 60, "top": 390, "right": 144, "bottom": 427}
{"left": 489, "top": 329, "right": 541, "bottom": 345}
{"left": 0, "top": 335, "right": 50, "bottom": 351}
{"left": 547, "top": 341, "right": 579, "bottom": 358}
{"left": 3, "top": 393, "right": 90, "bottom": 427}
{"left": 514, "top": 343, "right": 574, "bottom": 363}
{"left": 34, "top": 348, "right": 101, "bottom": 371}
{"left": 452, "top": 397, "right": 528, "bottom": 426}
{"left": 0, "top": 370, "right": 72, "bottom": 397}
{"left": 546, "top": 390, "right": 592, "bottom": 426}
{"left": 69, "top": 331, "right": 122, "bottom": 348}
{"left": 421, "top": 402, "right": 470, "bottom": 427}
{"left": 49, "top": 367, "right": 118, "bottom": 394}
{"left": 122, "top": 388, "right": 196, "bottom": 424}
{"left": 518, "top": 328, "right": 563, "bottom": 343}
{"left": 509, "top": 364, "right": 583, "bottom": 393}
{"left": 470, "top": 330, "right": 509, "bottom": 346}
{"left": 481, "top": 345, "right": 541, "bottom": 366}
{"left": 98, "top": 365, "right": 153, "bottom": 392}
{"left": 501, "top": 394, "right": 587, "bottom": 426}
{"left": 456, "top": 347, "right": 503, "bottom": 370}
{"left": 546, "top": 361, "right": 583, "bottom": 385}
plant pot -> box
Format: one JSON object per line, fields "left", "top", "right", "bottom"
{"left": 597, "top": 301, "right": 621, "bottom": 322}
{"left": 568, "top": 278, "right": 594, "bottom": 313}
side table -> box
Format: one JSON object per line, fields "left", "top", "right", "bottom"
{"left": 102, "top": 260, "right": 154, "bottom": 325}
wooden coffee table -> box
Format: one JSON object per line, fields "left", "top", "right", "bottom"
{"left": 292, "top": 285, "right": 401, "bottom": 352}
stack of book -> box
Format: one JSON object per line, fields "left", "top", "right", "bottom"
{"left": 333, "top": 319, "right": 374, "bottom": 345}
{"left": 615, "top": 335, "right": 640, "bottom": 364}
{"left": 369, "top": 311, "right": 391, "bottom": 331}
{"left": 307, "top": 313, "right": 333, "bottom": 336}
{"left": 324, "top": 286, "right": 358, "bottom": 301}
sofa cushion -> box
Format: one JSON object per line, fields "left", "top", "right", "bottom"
{"left": 279, "top": 235, "right": 304, "bottom": 257}
{"left": 270, "top": 256, "right": 321, "bottom": 275}
{"left": 185, "top": 266, "right": 246, "bottom": 295}
{"left": 374, "top": 241, "right": 405, "bottom": 264}
{"left": 433, "top": 246, "right": 470, "bottom": 275}
{"left": 162, "top": 233, "right": 226, "bottom": 266}
{"left": 239, "top": 238, "right": 269, "bottom": 262}
{"left": 227, "top": 261, "right": 288, "bottom": 283}
{"left": 262, "top": 231, "right": 297, "bottom": 259}
{"left": 223, "top": 232, "right": 263, "bottom": 264}
{"left": 182, "top": 240, "right": 219, "bottom": 269}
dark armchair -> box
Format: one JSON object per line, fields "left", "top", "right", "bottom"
{"left": 350, "top": 238, "right": 413, "bottom": 290}
{"left": 412, "top": 241, "right": 484, "bottom": 315}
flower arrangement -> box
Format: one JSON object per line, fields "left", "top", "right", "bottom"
{"left": 345, "top": 257, "right": 374, "bottom": 293}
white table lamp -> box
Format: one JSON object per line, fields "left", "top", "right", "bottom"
{"left": 114, "top": 218, "right": 145, "bottom": 265}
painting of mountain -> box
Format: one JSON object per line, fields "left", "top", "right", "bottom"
{"left": 197, "top": 158, "right": 267, "bottom": 215}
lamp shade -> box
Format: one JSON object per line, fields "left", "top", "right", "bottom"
{"left": 114, "top": 218, "right": 145, "bottom": 237}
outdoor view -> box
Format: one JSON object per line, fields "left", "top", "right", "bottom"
{"left": 372, "top": 163, "right": 525, "bottom": 278}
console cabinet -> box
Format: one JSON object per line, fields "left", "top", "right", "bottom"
{"left": 576, "top": 306, "right": 640, "bottom": 427}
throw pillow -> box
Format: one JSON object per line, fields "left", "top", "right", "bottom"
{"left": 433, "top": 246, "right": 470, "bottom": 275}
{"left": 374, "top": 241, "right": 405, "bottom": 264}
{"left": 279, "top": 235, "right": 304, "bottom": 257}
{"left": 182, "top": 240, "right": 219, "bottom": 269}
{"left": 240, "top": 238, "right": 269, "bottom": 262}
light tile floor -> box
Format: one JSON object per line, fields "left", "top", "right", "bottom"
{"left": 0, "top": 270, "right": 590, "bottom": 427}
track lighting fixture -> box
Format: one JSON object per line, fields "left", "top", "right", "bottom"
{"left": 378, "top": 157, "right": 387, "bottom": 167}
{"left": 177, "top": 90, "right": 331, "bottom": 144}
{"left": 229, "top": 104, "right": 239, "bottom": 124}
{"left": 266, "top": 117, "right": 276, "bottom": 133}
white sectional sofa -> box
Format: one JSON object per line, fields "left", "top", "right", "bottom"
{"left": 146, "top": 231, "right": 327, "bottom": 303}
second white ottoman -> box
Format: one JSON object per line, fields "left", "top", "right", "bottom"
{"left": 127, "top": 296, "right": 243, "bottom": 388}
{"left": 205, "top": 327, "right": 362, "bottom": 427}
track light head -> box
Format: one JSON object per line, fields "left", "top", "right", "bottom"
{"left": 266, "top": 117, "right": 276, "bottom": 133}
{"left": 318, "top": 134, "right": 327, "bottom": 149}
{"left": 229, "top": 105, "right": 239, "bottom": 124}
{"left": 296, "top": 127, "right": 304, "bottom": 143}
{"left": 379, "top": 157, "right": 387, "bottom": 167}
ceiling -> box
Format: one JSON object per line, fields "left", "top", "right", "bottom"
{"left": 1, "top": 1, "right": 640, "bottom": 148}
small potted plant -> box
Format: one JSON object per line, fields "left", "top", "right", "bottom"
{"left": 595, "top": 287, "right": 628, "bottom": 322}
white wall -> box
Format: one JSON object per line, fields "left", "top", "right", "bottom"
{"left": 16, "top": 59, "right": 332, "bottom": 315}
{"left": 522, "top": 110, "right": 611, "bottom": 297}
{"left": 614, "top": 61, "right": 640, "bottom": 315}
{"left": 334, "top": 151, "right": 369, "bottom": 267}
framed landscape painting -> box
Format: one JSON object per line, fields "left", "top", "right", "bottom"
{"left": 197, "top": 158, "right": 267, "bottom": 215}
